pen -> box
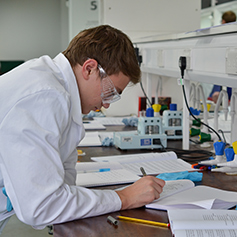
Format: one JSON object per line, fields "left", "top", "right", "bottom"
{"left": 140, "top": 167, "right": 147, "bottom": 176}
{"left": 77, "top": 168, "right": 111, "bottom": 173}
{"left": 191, "top": 163, "right": 212, "bottom": 171}
{"left": 117, "top": 215, "right": 170, "bottom": 228}
{"left": 107, "top": 215, "right": 118, "bottom": 226}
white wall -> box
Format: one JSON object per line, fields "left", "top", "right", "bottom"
{"left": 69, "top": 0, "right": 99, "bottom": 41}
{"left": 69, "top": 0, "right": 201, "bottom": 42}
{"left": 0, "top": 0, "right": 68, "bottom": 61}
{"left": 101, "top": 0, "right": 201, "bottom": 41}
{"left": 0, "top": 0, "right": 201, "bottom": 116}
{"left": 83, "top": 0, "right": 201, "bottom": 115}
{"left": 60, "top": 0, "right": 69, "bottom": 51}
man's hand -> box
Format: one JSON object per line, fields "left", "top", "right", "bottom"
{"left": 115, "top": 176, "right": 165, "bottom": 210}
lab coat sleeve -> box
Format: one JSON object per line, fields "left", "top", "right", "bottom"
{"left": 0, "top": 90, "right": 121, "bottom": 228}
{"left": 63, "top": 149, "right": 77, "bottom": 186}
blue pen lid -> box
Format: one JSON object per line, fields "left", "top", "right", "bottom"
{"left": 146, "top": 107, "right": 154, "bottom": 117}
{"left": 213, "top": 141, "right": 225, "bottom": 156}
{"left": 170, "top": 103, "right": 177, "bottom": 111}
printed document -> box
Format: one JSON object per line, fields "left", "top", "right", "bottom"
{"left": 168, "top": 209, "right": 237, "bottom": 237}
{"left": 91, "top": 151, "right": 194, "bottom": 175}
{"left": 146, "top": 180, "right": 237, "bottom": 211}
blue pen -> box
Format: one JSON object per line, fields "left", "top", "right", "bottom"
{"left": 77, "top": 168, "right": 111, "bottom": 173}
{"left": 99, "top": 168, "right": 111, "bottom": 172}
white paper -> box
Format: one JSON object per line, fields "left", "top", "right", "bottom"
{"left": 158, "top": 180, "right": 194, "bottom": 200}
{"left": 121, "top": 159, "right": 193, "bottom": 176}
{"left": 93, "top": 117, "right": 127, "bottom": 125}
{"left": 146, "top": 185, "right": 237, "bottom": 211}
{"left": 91, "top": 152, "right": 194, "bottom": 175}
{"left": 78, "top": 132, "right": 102, "bottom": 147}
{"left": 168, "top": 209, "right": 237, "bottom": 237}
{"left": 174, "top": 229, "right": 237, "bottom": 237}
{"left": 83, "top": 120, "right": 106, "bottom": 130}
{"left": 91, "top": 151, "right": 177, "bottom": 162}
{"left": 76, "top": 169, "right": 140, "bottom": 187}
{"left": 75, "top": 162, "right": 123, "bottom": 173}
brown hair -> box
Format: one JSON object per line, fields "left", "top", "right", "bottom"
{"left": 63, "top": 25, "right": 141, "bottom": 84}
{"left": 222, "top": 11, "right": 236, "bottom": 23}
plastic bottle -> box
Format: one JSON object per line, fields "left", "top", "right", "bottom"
{"left": 145, "top": 107, "right": 154, "bottom": 134}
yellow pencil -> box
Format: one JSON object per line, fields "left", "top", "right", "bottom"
{"left": 117, "top": 215, "right": 170, "bottom": 228}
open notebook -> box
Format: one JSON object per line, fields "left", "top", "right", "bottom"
{"left": 146, "top": 179, "right": 237, "bottom": 210}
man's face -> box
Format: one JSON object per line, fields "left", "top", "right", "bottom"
{"left": 73, "top": 61, "right": 130, "bottom": 115}
{"left": 81, "top": 71, "right": 130, "bottom": 114}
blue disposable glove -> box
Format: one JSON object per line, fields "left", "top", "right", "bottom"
{"left": 101, "top": 137, "right": 114, "bottom": 146}
{"left": 122, "top": 117, "right": 138, "bottom": 127}
{"left": 2, "top": 187, "right": 13, "bottom": 212}
{"left": 83, "top": 110, "right": 105, "bottom": 118}
{"left": 156, "top": 171, "right": 203, "bottom": 182}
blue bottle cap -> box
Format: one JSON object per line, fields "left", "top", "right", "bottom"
{"left": 146, "top": 107, "right": 154, "bottom": 117}
{"left": 213, "top": 141, "right": 225, "bottom": 156}
{"left": 189, "top": 107, "right": 200, "bottom": 116}
{"left": 170, "top": 103, "right": 177, "bottom": 111}
{"left": 225, "top": 147, "right": 235, "bottom": 162}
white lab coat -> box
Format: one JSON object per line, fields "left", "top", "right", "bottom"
{"left": 0, "top": 53, "right": 121, "bottom": 230}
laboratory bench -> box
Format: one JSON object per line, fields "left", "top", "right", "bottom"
{"left": 53, "top": 125, "right": 237, "bottom": 237}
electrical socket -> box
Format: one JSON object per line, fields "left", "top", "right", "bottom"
{"left": 157, "top": 49, "right": 164, "bottom": 68}
{"left": 226, "top": 48, "right": 237, "bottom": 75}
{"left": 182, "top": 49, "right": 191, "bottom": 70}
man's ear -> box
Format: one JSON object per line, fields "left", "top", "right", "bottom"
{"left": 82, "top": 59, "right": 98, "bottom": 80}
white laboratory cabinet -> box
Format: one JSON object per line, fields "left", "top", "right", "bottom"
{"left": 134, "top": 23, "right": 237, "bottom": 149}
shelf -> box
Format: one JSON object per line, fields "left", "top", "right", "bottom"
{"left": 136, "top": 23, "right": 237, "bottom": 87}
{"left": 135, "top": 23, "right": 237, "bottom": 149}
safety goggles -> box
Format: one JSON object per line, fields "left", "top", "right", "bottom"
{"left": 98, "top": 64, "right": 121, "bottom": 104}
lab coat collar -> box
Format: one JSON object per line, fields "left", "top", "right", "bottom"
{"left": 53, "top": 53, "right": 83, "bottom": 126}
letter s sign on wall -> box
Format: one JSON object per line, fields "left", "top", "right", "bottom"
{"left": 91, "top": 1, "right": 97, "bottom": 10}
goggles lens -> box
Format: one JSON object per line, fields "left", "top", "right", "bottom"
{"left": 98, "top": 64, "right": 121, "bottom": 104}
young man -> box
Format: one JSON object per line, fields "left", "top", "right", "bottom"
{"left": 221, "top": 10, "right": 236, "bottom": 24}
{"left": 0, "top": 25, "right": 165, "bottom": 232}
